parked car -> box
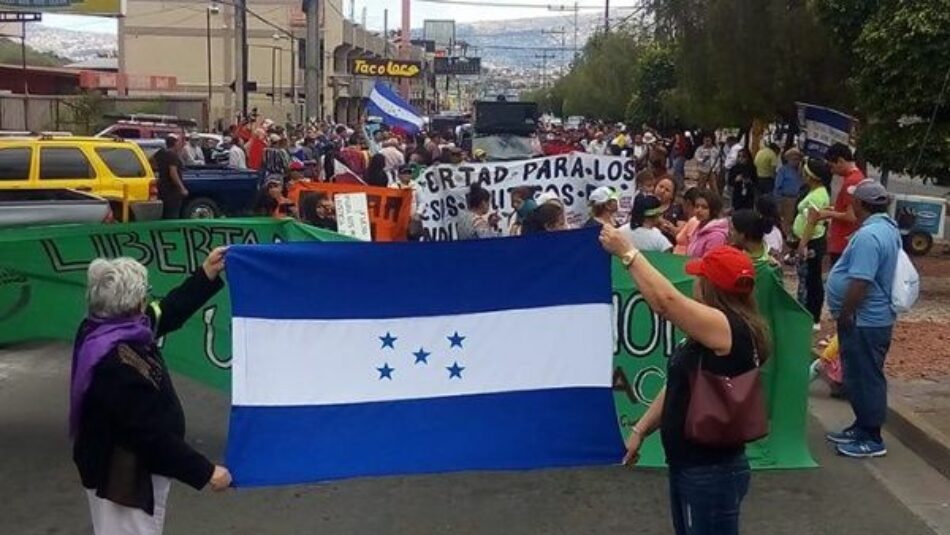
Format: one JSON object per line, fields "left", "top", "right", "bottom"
{"left": 0, "top": 188, "right": 112, "bottom": 227}
{"left": 0, "top": 135, "right": 162, "bottom": 222}
{"left": 95, "top": 113, "right": 198, "bottom": 140}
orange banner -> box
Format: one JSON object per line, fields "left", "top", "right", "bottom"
{"left": 288, "top": 182, "right": 412, "bottom": 242}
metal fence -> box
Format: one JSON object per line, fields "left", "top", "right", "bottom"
{"left": 0, "top": 94, "right": 208, "bottom": 134}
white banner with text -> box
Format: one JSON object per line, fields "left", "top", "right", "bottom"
{"left": 416, "top": 153, "right": 637, "bottom": 240}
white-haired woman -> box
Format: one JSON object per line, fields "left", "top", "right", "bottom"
{"left": 70, "top": 247, "right": 232, "bottom": 535}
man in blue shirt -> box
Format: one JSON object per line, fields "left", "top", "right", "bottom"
{"left": 824, "top": 180, "right": 901, "bottom": 458}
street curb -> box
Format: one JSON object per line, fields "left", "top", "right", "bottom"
{"left": 887, "top": 400, "right": 950, "bottom": 481}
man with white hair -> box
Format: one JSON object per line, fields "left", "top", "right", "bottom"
{"left": 71, "top": 248, "right": 232, "bottom": 534}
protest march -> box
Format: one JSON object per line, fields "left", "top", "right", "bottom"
{"left": 2, "top": 2, "right": 948, "bottom": 533}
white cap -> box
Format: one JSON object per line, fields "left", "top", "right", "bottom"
{"left": 535, "top": 191, "right": 561, "bottom": 205}
{"left": 643, "top": 132, "right": 657, "bottom": 144}
{"left": 589, "top": 186, "right": 618, "bottom": 205}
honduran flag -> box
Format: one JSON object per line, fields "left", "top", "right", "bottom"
{"left": 224, "top": 229, "right": 624, "bottom": 486}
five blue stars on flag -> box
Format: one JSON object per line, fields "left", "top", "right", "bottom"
{"left": 377, "top": 332, "right": 467, "bottom": 380}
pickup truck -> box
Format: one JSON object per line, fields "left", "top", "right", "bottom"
{"left": 178, "top": 165, "right": 262, "bottom": 219}
{"left": 133, "top": 140, "right": 263, "bottom": 219}
{"left": 0, "top": 189, "right": 112, "bottom": 227}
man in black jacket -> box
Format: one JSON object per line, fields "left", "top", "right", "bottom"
{"left": 71, "top": 247, "right": 231, "bottom": 534}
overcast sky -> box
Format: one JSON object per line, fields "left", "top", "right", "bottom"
{"left": 39, "top": 1, "right": 641, "bottom": 35}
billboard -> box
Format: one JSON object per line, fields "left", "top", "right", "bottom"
{"left": 423, "top": 19, "right": 455, "bottom": 48}
{"left": 0, "top": 0, "right": 125, "bottom": 16}
{"left": 351, "top": 58, "right": 421, "bottom": 79}
{"left": 433, "top": 56, "right": 481, "bottom": 76}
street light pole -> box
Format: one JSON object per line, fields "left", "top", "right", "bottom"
{"left": 234, "top": 0, "right": 248, "bottom": 118}
{"left": 289, "top": 32, "right": 296, "bottom": 118}
{"left": 206, "top": 5, "right": 218, "bottom": 129}
{"left": 304, "top": 0, "right": 320, "bottom": 122}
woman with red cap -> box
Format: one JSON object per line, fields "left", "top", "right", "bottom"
{"left": 600, "top": 226, "right": 770, "bottom": 535}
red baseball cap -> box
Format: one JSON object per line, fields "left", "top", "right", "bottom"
{"left": 684, "top": 245, "right": 756, "bottom": 294}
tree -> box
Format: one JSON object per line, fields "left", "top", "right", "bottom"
{"left": 658, "top": 0, "right": 851, "bottom": 127}
{"left": 625, "top": 43, "right": 677, "bottom": 128}
{"left": 818, "top": 0, "right": 950, "bottom": 183}
{"left": 555, "top": 30, "right": 644, "bottom": 120}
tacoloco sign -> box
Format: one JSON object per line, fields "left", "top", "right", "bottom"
{"left": 351, "top": 58, "right": 422, "bottom": 79}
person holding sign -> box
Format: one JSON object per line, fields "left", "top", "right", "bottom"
{"left": 600, "top": 228, "right": 769, "bottom": 535}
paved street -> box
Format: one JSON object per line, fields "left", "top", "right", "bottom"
{"left": 0, "top": 341, "right": 945, "bottom": 535}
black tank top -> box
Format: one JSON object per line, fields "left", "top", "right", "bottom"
{"left": 661, "top": 311, "right": 759, "bottom": 467}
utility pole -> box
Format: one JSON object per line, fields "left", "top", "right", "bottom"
{"left": 534, "top": 50, "right": 555, "bottom": 88}
{"left": 234, "top": 0, "right": 248, "bottom": 117}
{"left": 383, "top": 9, "right": 389, "bottom": 58}
{"left": 21, "top": 19, "right": 28, "bottom": 131}
{"left": 399, "top": 0, "right": 410, "bottom": 101}
{"left": 541, "top": 27, "right": 566, "bottom": 76}
{"left": 305, "top": 0, "right": 321, "bottom": 122}
{"left": 604, "top": 0, "right": 609, "bottom": 32}
{"left": 289, "top": 30, "right": 296, "bottom": 120}
{"left": 573, "top": 1, "right": 578, "bottom": 60}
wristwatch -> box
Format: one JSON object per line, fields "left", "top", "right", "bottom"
{"left": 620, "top": 249, "right": 641, "bottom": 267}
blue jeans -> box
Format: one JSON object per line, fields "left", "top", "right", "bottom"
{"left": 838, "top": 321, "right": 894, "bottom": 443}
{"left": 669, "top": 456, "right": 750, "bottom": 535}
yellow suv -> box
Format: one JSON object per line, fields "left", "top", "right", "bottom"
{"left": 0, "top": 136, "right": 162, "bottom": 221}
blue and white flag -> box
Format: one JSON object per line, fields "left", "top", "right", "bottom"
{"left": 796, "top": 102, "right": 858, "bottom": 158}
{"left": 225, "top": 229, "right": 623, "bottom": 486}
{"left": 365, "top": 82, "right": 424, "bottom": 135}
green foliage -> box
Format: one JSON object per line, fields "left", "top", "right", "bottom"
{"left": 60, "top": 93, "right": 109, "bottom": 135}
{"left": 660, "top": 0, "right": 850, "bottom": 127}
{"left": 0, "top": 39, "right": 68, "bottom": 67}
{"left": 555, "top": 30, "right": 643, "bottom": 120}
{"left": 625, "top": 44, "right": 677, "bottom": 127}
{"left": 811, "top": 0, "right": 882, "bottom": 50}
{"left": 525, "top": 28, "right": 675, "bottom": 124}
{"left": 848, "top": 1, "right": 950, "bottom": 181}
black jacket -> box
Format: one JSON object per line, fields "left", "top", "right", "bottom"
{"left": 73, "top": 268, "right": 223, "bottom": 514}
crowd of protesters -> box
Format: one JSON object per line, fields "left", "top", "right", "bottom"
{"left": 139, "top": 111, "right": 903, "bottom": 535}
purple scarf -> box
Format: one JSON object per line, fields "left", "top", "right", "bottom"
{"left": 69, "top": 315, "right": 154, "bottom": 439}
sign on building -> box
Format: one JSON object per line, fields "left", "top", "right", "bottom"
{"left": 423, "top": 19, "right": 456, "bottom": 48}
{"left": 433, "top": 57, "right": 481, "bottom": 76}
{"left": 351, "top": 58, "right": 422, "bottom": 79}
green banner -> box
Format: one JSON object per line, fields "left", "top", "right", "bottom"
{"left": 0, "top": 219, "right": 341, "bottom": 391}
{"left": 612, "top": 254, "right": 816, "bottom": 469}
{"left": 0, "top": 222, "right": 814, "bottom": 468}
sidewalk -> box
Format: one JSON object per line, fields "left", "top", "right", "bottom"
{"left": 889, "top": 379, "right": 950, "bottom": 480}
{"left": 808, "top": 252, "right": 950, "bottom": 483}
{"left": 884, "top": 255, "right": 950, "bottom": 480}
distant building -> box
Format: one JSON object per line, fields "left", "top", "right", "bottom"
{"left": 119, "top": 0, "right": 432, "bottom": 126}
